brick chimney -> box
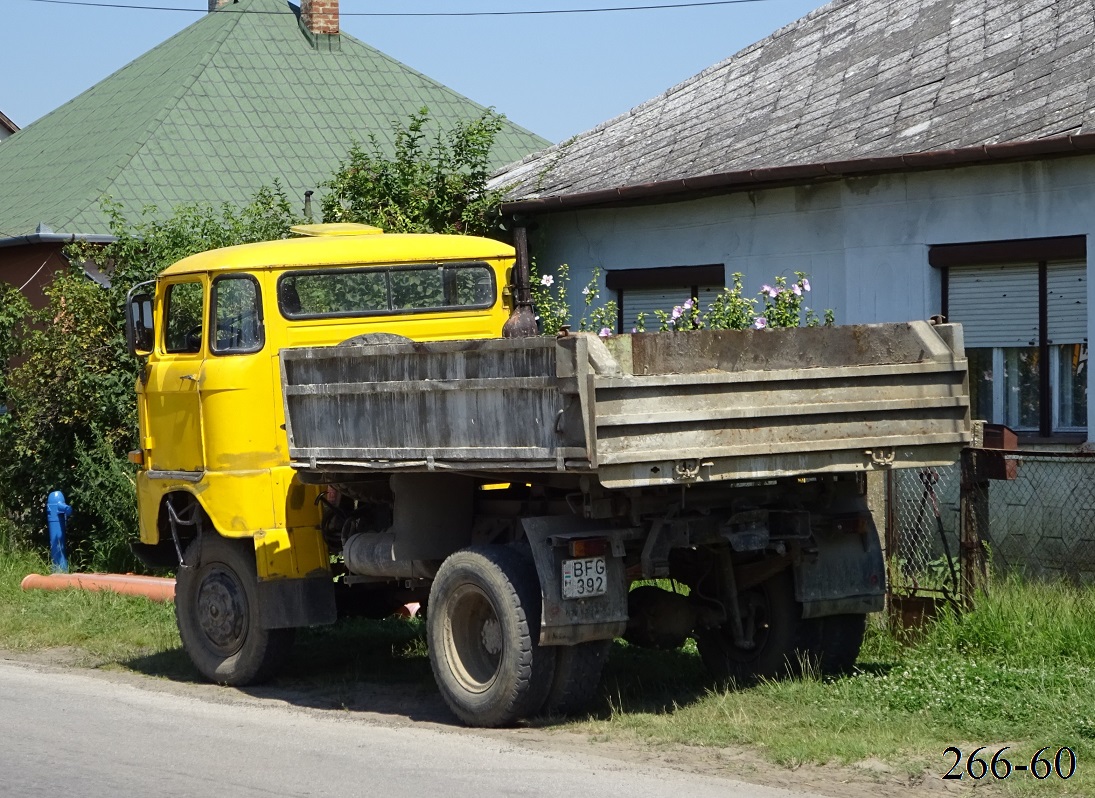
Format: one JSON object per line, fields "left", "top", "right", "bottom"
{"left": 207, "top": 0, "right": 232, "bottom": 10}
{"left": 299, "top": 0, "right": 340, "bottom": 50}
{"left": 302, "top": 0, "right": 339, "bottom": 36}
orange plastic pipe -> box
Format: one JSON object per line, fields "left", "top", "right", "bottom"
{"left": 20, "top": 573, "right": 176, "bottom": 602}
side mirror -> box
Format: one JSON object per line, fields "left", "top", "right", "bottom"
{"left": 125, "top": 281, "right": 156, "bottom": 357}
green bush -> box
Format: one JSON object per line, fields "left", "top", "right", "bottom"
{"left": 0, "top": 187, "right": 299, "bottom": 571}
{"left": 320, "top": 108, "right": 506, "bottom": 236}
{"left": 0, "top": 109, "right": 513, "bottom": 571}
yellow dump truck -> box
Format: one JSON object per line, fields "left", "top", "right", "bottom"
{"left": 126, "top": 223, "right": 971, "bottom": 727}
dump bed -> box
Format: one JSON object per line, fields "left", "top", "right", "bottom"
{"left": 280, "top": 321, "right": 971, "bottom": 488}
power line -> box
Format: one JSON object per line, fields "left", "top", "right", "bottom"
{"left": 21, "top": 0, "right": 775, "bottom": 16}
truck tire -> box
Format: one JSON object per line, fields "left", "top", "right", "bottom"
{"left": 175, "top": 535, "right": 295, "bottom": 686}
{"left": 541, "top": 639, "right": 611, "bottom": 717}
{"left": 803, "top": 613, "right": 867, "bottom": 676}
{"left": 427, "top": 546, "right": 555, "bottom": 727}
{"left": 694, "top": 570, "right": 804, "bottom": 686}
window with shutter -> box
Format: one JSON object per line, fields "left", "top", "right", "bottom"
{"left": 935, "top": 238, "right": 1087, "bottom": 437}
{"left": 619, "top": 285, "right": 723, "bottom": 331}
{"left": 604, "top": 265, "right": 725, "bottom": 333}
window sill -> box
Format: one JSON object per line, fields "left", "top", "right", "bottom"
{"left": 1014, "top": 433, "right": 1087, "bottom": 451}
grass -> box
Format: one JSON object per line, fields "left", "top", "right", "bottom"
{"left": 575, "top": 577, "right": 1095, "bottom": 795}
{"left": 0, "top": 547, "right": 178, "bottom": 662}
{"left": 3, "top": 544, "right": 1093, "bottom": 794}
{"left": 0, "top": 546, "right": 433, "bottom": 684}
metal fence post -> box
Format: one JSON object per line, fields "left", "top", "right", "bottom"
{"left": 959, "top": 448, "right": 988, "bottom": 609}
{"left": 884, "top": 469, "right": 896, "bottom": 563}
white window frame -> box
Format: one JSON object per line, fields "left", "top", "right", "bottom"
{"left": 981, "top": 346, "right": 1086, "bottom": 433}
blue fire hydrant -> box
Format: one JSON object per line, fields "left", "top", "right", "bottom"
{"left": 46, "top": 490, "right": 72, "bottom": 573}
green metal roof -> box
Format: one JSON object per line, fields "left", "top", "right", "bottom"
{"left": 0, "top": 0, "right": 549, "bottom": 240}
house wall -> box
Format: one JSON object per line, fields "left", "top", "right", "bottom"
{"left": 529, "top": 155, "right": 1095, "bottom": 438}
{"left": 0, "top": 243, "right": 69, "bottom": 309}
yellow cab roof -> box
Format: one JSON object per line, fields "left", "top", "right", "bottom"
{"left": 159, "top": 226, "right": 515, "bottom": 278}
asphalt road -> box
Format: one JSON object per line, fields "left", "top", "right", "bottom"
{"left": 0, "top": 659, "right": 831, "bottom": 798}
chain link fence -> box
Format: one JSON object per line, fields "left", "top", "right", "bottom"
{"left": 887, "top": 450, "right": 1095, "bottom": 607}
{"left": 887, "top": 464, "right": 963, "bottom": 600}
{"left": 962, "top": 451, "right": 1095, "bottom": 585}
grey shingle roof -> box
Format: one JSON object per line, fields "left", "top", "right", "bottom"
{"left": 0, "top": 0, "right": 549, "bottom": 239}
{"left": 496, "top": 0, "right": 1095, "bottom": 205}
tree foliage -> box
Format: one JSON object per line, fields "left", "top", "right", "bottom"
{"left": 320, "top": 108, "right": 506, "bottom": 236}
{"left": 0, "top": 187, "right": 298, "bottom": 570}
{"left": 0, "top": 108, "right": 512, "bottom": 570}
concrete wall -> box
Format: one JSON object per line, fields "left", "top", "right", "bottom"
{"left": 529, "top": 155, "right": 1095, "bottom": 437}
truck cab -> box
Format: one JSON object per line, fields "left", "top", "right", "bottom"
{"left": 126, "top": 224, "right": 514, "bottom": 681}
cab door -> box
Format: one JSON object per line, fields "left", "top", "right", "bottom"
{"left": 199, "top": 273, "right": 279, "bottom": 474}
{"left": 145, "top": 278, "right": 207, "bottom": 473}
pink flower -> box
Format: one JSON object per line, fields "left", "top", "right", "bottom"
{"left": 671, "top": 306, "right": 682, "bottom": 320}
{"left": 540, "top": 274, "right": 554, "bottom": 287}
{"left": 802, "top": 278, "right": 811, "bottom": 292}
{"left": 754, "top": 316, "right": 768, "bottom": 329}
{"left": 683, "top": 298, "right": 694, "bottom": 310}
{"left": 792, "top": 284, "right": 802, "bottom": 296}
{"left": 599, "top": 327, "right": 613, "bottom": 338}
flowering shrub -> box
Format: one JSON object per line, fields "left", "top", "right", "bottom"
{"left": 529, "top": 262, "right": 571, "bottom": 336}
{"left": 530, "top": 266, "right": 834, "bottom": 336}
{"left": 758, "top": 272, "right": 811, "bottom": 329}
{"left": 705, "top": 273, "right": 756, "bottom": 330}
{"left": 578, "top": 268, "right": 618, "bottom": 334}
{"left": 529, "top": 263, "right": 617, "bottom": 336}
{"left": 653, "top": 296, "right": 702, "bottom": 332}
{"left": 659, "top": 271, "right": 833, "bottom": 332}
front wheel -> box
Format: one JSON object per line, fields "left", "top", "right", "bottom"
{"left": 695, "top": 570, "right": 804, "bottom": 686}
{"left": 175, "top": 535, "right": 295, "bottom": 686}
{"left": 427, "top": 546, "right": 556, "bottom": 727}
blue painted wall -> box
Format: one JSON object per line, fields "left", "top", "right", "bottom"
{"left": 529, "top": 156, "right": 1095, "bottom": 437}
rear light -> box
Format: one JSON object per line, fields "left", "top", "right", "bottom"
{"left": 127, "top": 450, "right": 145, "bottom": 466}
{"left": 568, "top": 538, "right": 608, "bottom": 558}
{"left": 833, "top": 514, "right": 869, "bottom": 535}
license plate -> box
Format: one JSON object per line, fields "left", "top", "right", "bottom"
{"left": 561, "top": 556, "right": 607, "bottom": 599}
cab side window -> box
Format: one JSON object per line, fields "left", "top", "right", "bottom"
{"left": 391, "top": 267, "right": 445, "bottom": 310}
{"left": 452, "top": 266, "right": 495, "bottom": 306}
{"left": 164, "top": 281, "right": 204, "bottom": 354}
{"left": 212, "top": 275, "right": 264, "bottom": 354}
{"left": 276, "top": 263, "right": 495, "bottom": 319}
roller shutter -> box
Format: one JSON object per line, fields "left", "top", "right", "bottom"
{"left": 948, "top": 261, "right": 1086, "bottom": 347}
{"left": 619, "top": 285, "right": 723, "bottom": 331}
{"left": 948, "top": 264, "right": 1038, "bottom": 348}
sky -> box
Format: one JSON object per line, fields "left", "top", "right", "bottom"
{"left": 3, "top": 0, "right": 829, "bottom": 143}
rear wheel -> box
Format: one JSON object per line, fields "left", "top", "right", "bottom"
{"left": 542, "top": 640, "right": 611, "bottom": 717}
{"left": 175, "top": 535, "right": 295, "bottom": 686}
{"left": 427, "top": 546, "right": 556, "bottom": 727}
{"left": 695, "top": 570, "right": 804, "bottom": 686}
{"left": 802, "top": 613, "right": 867, "bottom": 675}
